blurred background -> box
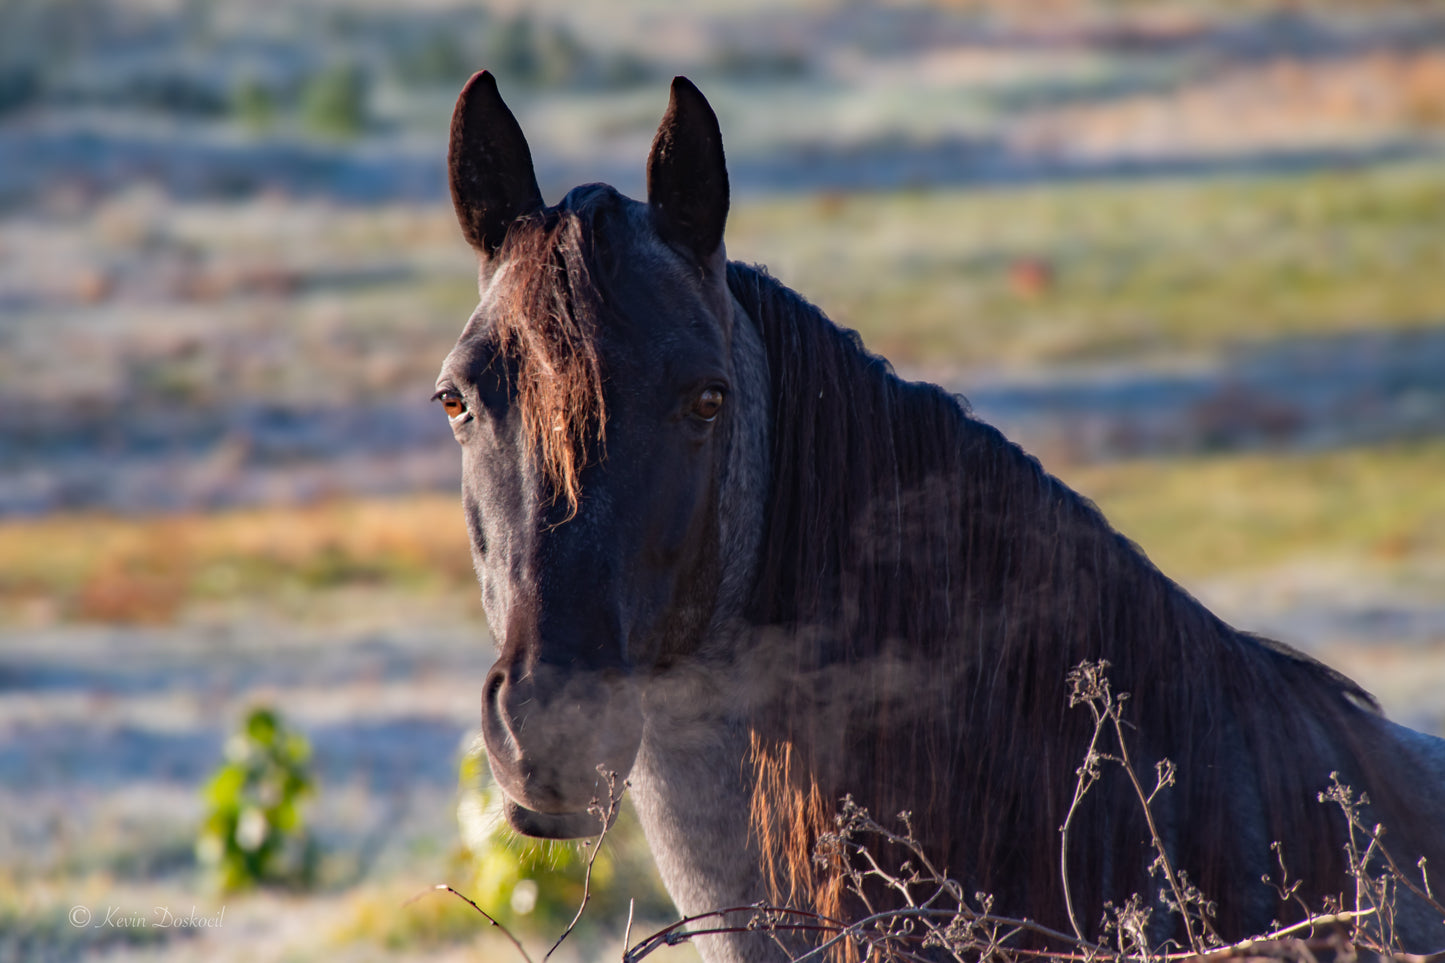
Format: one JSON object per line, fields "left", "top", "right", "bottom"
{"left": 1, "top": 0, "right": 1443, "bottom": 960}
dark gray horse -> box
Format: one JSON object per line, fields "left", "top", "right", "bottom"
{"left": 434, "top": 71, "right": 1445, "bottom": 962}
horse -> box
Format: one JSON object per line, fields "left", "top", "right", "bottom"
{"left": 435, "top": 71, "right": 1445, "bottom": 962}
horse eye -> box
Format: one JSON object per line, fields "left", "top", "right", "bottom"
{"left": 692, "top": 386, "right": 724, "bottom": 422}
{"left": 434, "top": 389, "right": 467, "bottom": 420}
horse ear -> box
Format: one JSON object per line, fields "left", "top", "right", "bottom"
{"left": 647, "top": 76, "right": 729, "bottom": 264}
{"left": 448, "top": 70, "right": 544, "bottom": 258}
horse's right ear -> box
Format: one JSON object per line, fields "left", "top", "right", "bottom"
{"left": 448, "top": 71, "right": 544, "bottom": 258}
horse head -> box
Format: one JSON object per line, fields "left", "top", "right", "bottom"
{"left": 437, "top": 72, "right": 767, "bottom": 840}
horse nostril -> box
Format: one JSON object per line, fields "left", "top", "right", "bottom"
{"left": 483, "top": 666, "right": 519, "bottom": 756}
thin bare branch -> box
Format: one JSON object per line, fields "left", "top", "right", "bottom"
{"left": 545, "top": 767, "right": 625, "bottom": 961}
{"left": 1061, "top": 694, "right": 1109, "bottom": 943}
{"left": 408, "top": 883, "right": 535, "bottom": 963}
{"left": 620, "top": 898, "right": 636, "bottom": 963}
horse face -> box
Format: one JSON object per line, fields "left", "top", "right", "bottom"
{"left": 439, "top": 73, "right": 737, "bottom": 838}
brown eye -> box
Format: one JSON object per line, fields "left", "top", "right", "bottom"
{"left": 692, "top": 386, "right": 724, "bottom": 422}
{"left": 435, "top": 389, "right": 467, "bottom": 420}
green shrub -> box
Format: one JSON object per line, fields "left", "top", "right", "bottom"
{"left": 197, "top": 707, "right": 317, "bottom": 892}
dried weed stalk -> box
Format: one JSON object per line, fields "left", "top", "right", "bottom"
{"left": 426, "top": 666, "right": 1444, "bottom": 963}
{"left": 625, "top": 662, "right": 1441, "bottom": 963}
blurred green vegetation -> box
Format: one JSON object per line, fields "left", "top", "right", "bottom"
{"left": 197, "top": 707, "right": 318, "bottom": 892}
{"left": 325, "top": 741, "right": 676, "bottom": 955}
{"left": 300, "top": 62, "right": 370, "bottom": 139}
{"left": 232, "top": 76, "right": 279, "bottom": 133}
{"left": 450, "top": 741, "right": 673, "bottom": 934}
{"left": 0, "top": 0, "right": 665, "bottom": 127}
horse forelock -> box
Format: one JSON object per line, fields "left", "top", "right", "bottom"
{"left": 487, "top": 204, "right": 610, "bottom": 518}
{"left": 726, "top": 260, "right": 1440, "bottom": 944}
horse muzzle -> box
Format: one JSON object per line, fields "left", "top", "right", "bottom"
{"left": 481, "top": 660, "right": 643, "bottom": 837}
{"left": 500, "top": 796, "right": 621, "bottom": 839}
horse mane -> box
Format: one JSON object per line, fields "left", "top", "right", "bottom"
{"left": 488, "top": 203, "right": 608, "bottom": 518}
{"left": 726, "top": 260, "right": 1430, "bottom": 941}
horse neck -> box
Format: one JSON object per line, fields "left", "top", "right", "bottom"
{"left": 732, "top": 292, "right": 1248, "bottom": 909}
{"left": 718, "top": 261, "right": 1444, "bottom": 940}
{"left": 624, "top": 289, "right": 787, "bottom": 959}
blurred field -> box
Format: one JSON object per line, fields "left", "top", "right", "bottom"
{"left": 3, "top": 164, "right": 1441, "bottom": 515}
{"left": 1069, "top": 440, "right": 1445, "bottom": 584}
{"left": 3, "top": 1, "right": 1445, "bottom": 961}
{"left": 732, "top": 165, "right": 1445, "bottom": 366}
{"left": 3, "top": 437, "right": 1443, "bottom": 625}
{"left": 0, "top": 496, "right": 473, "bottom": 625}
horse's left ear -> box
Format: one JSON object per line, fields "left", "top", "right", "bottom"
{"left": 647, "top": 77, "right": 729, "bottom": 264}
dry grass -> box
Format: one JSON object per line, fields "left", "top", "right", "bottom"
{"left": 0, "top": 495, "right": 474, "bottom": 624}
